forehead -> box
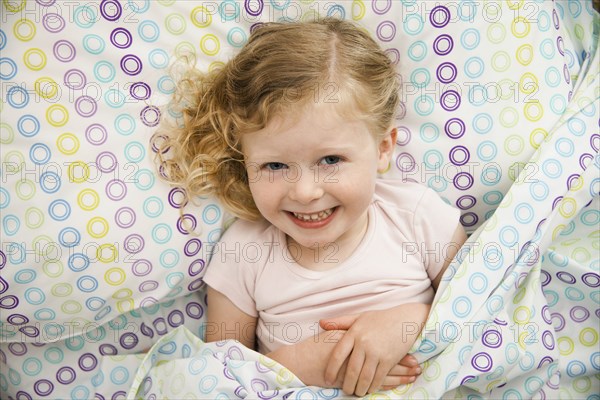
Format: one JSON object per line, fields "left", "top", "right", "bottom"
{"left": 240, "top": 102, "right": 372, "bottom": 156}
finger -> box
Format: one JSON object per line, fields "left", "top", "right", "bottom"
{"left": 342, "top": 348, "right": 365, "bottom": 395}
{"left": 354, "top": 357, "right": 378, "bottom": 397}
{"left": 324, "top": 334, "right": 354, "bottom": 386}
{"left": 382, "top": 374, "right": 417, "bottom": 388}
{"left": 388, "top": 364, "right": 422, "bottom": 377}
{"left": 398, "top": 354, "right": 419, "bottom": 367}
{"left": 365, "top": 361, "right": 390, "bottom": 395}
{"left": 319, "top": 314, "right": 359, "bottom": 331}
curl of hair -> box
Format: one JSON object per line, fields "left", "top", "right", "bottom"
{"left": 152, "top": 18, "right": 401, "bottom": 221}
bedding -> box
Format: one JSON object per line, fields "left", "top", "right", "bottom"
{"left": 1, "top": 0, "right": 598, "bottom": 398}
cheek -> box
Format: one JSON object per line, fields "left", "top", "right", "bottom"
{"left": 248, "top": 181, "right": 277, "bottom": 214}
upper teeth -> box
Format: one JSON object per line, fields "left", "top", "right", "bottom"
{"left": 292, "top": 208, "right": 333, "bottom": 221}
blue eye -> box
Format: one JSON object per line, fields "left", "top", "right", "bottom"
{"left": 264, "top": 162, "right": 286, "bottom": 171}
{"left": 320, "top": 156, "right": 340, "bottom": 165}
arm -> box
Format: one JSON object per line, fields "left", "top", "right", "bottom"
{"left": 207, "top": 281, "right": 348, "bottom": 387}
{"left": 206, "top": 286, "right": 256, "bottom": 349}
{"left": 431, "top": 224, "right": 467, "bottom": 290}
{"left": 320, "top": 303, "right": 431, "bottom": 396}
{"left": 267, "top": 329, "right": 420, "bottom": 389}
{"left": 321, "top": 223, "right": 467, "bottom": 396}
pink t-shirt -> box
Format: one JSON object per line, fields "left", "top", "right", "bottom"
{"left": 203, "top": 179, "right": 461, "bottom": 353}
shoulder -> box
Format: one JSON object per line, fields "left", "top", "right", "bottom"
{"left": 209, "top": 217, "right": 281, "bottom": 266}
{"left": 373, "top": 178, "right": 460, "bottom": 232}
{"left": 374, "top": 178, "right": 444, "bottom": 213}
{"left": 219, "top": 217, "right": 275, "bottom": 241}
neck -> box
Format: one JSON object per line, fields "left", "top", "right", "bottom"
{"left": 286, "top": 211, "right": 369, "bottom": 271}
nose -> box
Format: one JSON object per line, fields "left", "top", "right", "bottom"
{"left": 288, "top": 167, "right": 324, "bottom": 204}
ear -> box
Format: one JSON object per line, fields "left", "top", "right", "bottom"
{"left": 377, "top": 127, "right": 397, "bottom": 173}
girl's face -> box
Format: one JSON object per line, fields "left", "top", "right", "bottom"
{"left": 241, "top": 102, "right": 396, "bottom": 265}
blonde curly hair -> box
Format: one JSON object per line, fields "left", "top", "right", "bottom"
{"left": 153, "top": 18, "right": 401, "bottom": 221}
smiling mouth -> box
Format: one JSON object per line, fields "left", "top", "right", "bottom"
{"left": 291, "top": 207, "right": 335, "bottom": 222}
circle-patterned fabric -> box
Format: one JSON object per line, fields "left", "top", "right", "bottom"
{"left": 1, "top": 1, "right": 598, "bottom": 399}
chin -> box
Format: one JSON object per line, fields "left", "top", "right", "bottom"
{"left": 290, "top": 236, "right": 335, "bottom": 250}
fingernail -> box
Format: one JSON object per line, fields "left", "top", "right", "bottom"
{"left": 415, "top": 367, "right": 422, "bottom": 374}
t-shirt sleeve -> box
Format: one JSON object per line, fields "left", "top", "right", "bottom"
{"left": 413, "top": 188, "right": 462, "bottom": 281}
{"left": 203, "top": 219, "right": 263, "bottom": 317}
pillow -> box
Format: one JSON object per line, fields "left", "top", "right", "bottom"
{"left": 376, "top": 0, "right": 596, "bottom": 232}
{"left": 1, "top": 0, "right": 229, "bottom": 342}
{"left": 1, "top": 0, "right": 593, "bottom": 341}
{"left": 1, "top": 1, "right": 597, "bottom": 399}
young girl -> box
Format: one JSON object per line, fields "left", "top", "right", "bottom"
{"left": 154, "top": 18, "right": 466, "bottom": 396}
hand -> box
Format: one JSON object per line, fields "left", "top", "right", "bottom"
{"left": 266, "top": 330, "right": 419, "bottom": 389}
{"left": 319, "top": 303, "right": 430, "bottom": 396}
{"left": 266, "top": 330, "right": 346, "bottom": 387}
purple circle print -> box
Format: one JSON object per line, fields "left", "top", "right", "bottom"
{"left": 0, "top": 295, "right": 18, "bottom": 309}
{"left": 7, "top": 313, "right": 29, "bottom": 325}
{"left": 20, "top": 325, "right": 39, "bottom": 338}
{"left": 372, "top": 0, "right": 392, "bottom": 15}
{"left": 471, "top": 352, "right": 493, "bottom": 372}
{"left": 188, "top": 259, "right": 206, "bottom": 277}
{"left": 188, "top": 277, "right": 204, "bottom": 291}
{"left": 124, "top": 234, "right": 145, "bottom": 254}
{"left": 395, "top": 126, "right": 411, "bottom": 146}
{"left": 453, "top": 172, "right": 474, "bottom": 190}
{"left": 34, "top": 379, "right": 54, "bottom": 397}
{"left": 556, "top": 36, "right": 565, "bottom": 56}
{"left": 184, "top": 238, "right": 202, "bottom": 257}
{"left": 460, "top": 212, "right": 478, "bottom": 228}
{"left": 569, "top": 306, "right": 590, "bottom": 323}
{"left": 384, "top": 48, "right": 400, "bottom": 66}
{"left": 440, "top": 90, "right": 461, "bottom": 111}
{"left": 430, "top": 5, "right": 451, "bottom": 28}
{"left": 456, "top": 195, "right": 476, "bottom": 210}
{"left": 130, "top": 82, "right": 151, "bottom": 100}
{"left": 99, "top": 344, "right": 117, "bottom": 355}
{"left": 482, "top": 329, "right": 502, "bottom": 348}
{"left": 395, "top": 152, "right": 416, "bottom": 173}
{"left": 42, "top": 13, "right": 65, "bottom": 33}
{"left": 245, "top": 0, "right": 263, "bottom": 16}
{"left": 140, "top": 280, "right": 159, "bottom": 293}
{"left": 78, "top": 353, "right": 98, "bottom": 371}
{"left": 56, "top": 366, "right": 76, "bottom": 385}
{"left": 437, "top": 62, "right": 457, "bottom": 84}
{"left": 132, "top": 259, "right": 152, "bottom": 277}
{"left": 100, "top": 0, "right": 122, "bottom": 21}
{"left": 120, "top": 54, "right": 143, "bottom": 76}
{"left": 75, "top": 95, "right": 97, "bottom": 118}
{"left": 53, "top": 40, "right": 76, "bottom": 62}
{"left": 433, "top": 34, "right": 454, "bottom": 56}
{"left": 64, "top": 69, "right": 87, "bottom": 90}
{"left": 556, "top": 271, "right": 576, "bottom": 284}
{"left": 110, "top": 27, "right": 132, "bottom": 49}
{"left": 105, "top": 179, "right": 127, "bottom": 201}
{"left": 140, "top": 105, "right": 160, "bottom": 127}
{"left": 449, "top": 145, "right": 470, "bottom": 166}
{"left": 582, "top": 272, "right": 600, "bottom": 287}
{"left": 114, "top": 206, "right": 136, "bottom": 228}
{"left": 376, "top": 20, "right": 396, "bottom": 42}
{"left": 120, "top": 332, "right": 139, "bottom": 349}
{"left": 177, "top": 214, "right": 197, "bottom": 234}
{"left": 168, "top": 187, "right": 188, "bottom": 208}
{"left": 96, "top": 151, "right": 117, "bottom": 173}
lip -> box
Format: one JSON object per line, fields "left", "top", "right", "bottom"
{"left": 287, "top": 207, "right": 337, "bottom": 229}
